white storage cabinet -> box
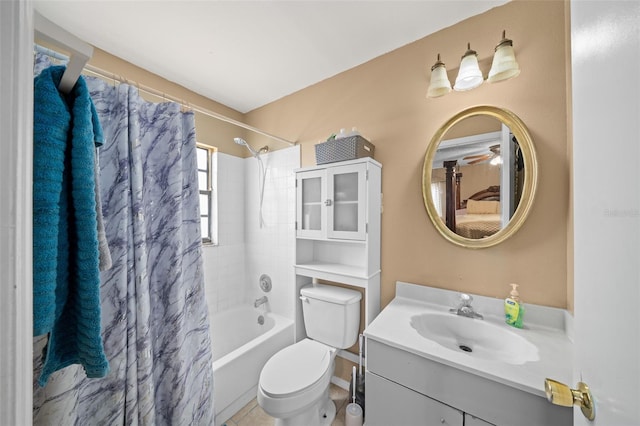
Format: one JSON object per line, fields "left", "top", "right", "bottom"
{"left": 294, "top": 157, "right": 381, "bottom": 328}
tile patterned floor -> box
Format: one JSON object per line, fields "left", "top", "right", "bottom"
{"left": 223, "top": 383, "right": 350, "bottom": 426}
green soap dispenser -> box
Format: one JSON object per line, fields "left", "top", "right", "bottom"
{"left": 505, "top": 283, "right": 524, "bottom": 328}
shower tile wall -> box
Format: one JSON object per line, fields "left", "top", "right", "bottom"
{"left": 202, "top": 153, "right": 246, "bottom": 316}
{"left": 202, "top": 146, "right": 300, "bottom": 321}
{"left": 245, "top": 145, "right": 299, "bottom": 320}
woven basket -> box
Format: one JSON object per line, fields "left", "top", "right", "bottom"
{"left": 315, "top": 135, "right": 375, "bottom": 165}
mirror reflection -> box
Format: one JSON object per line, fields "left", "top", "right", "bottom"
{"left": 422, "top": 106, "right": 537, "bottom": 249}
{"left": 430, "top": 115, "right": 524, "bottom": 239}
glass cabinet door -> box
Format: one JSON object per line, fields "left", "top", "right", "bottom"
{"left": 327, "top": 163, "right": 367, "bottom": 240}
{"left": 296, "top": 169, "right": 326, "bottom": 238}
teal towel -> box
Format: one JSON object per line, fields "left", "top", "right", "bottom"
{"left": 33, "top": 66, "right": 109, "bottom": 386}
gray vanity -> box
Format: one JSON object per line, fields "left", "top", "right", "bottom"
{"left": 364, "top": 282, "right": 573, "bottom": 426}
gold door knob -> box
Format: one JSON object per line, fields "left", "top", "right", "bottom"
{"left": 544, "top": 378, "right": 595, "bottom": 421}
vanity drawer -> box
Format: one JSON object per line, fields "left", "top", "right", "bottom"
{"left": 365, "top": 371, "right": 463, "bottom": 426}
{"left": 366, "top": 338, "right": 572, "bottom": 426}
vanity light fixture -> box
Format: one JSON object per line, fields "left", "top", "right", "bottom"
{"left": 426, "top": 54, "right": 452, "bottom": 98}
{"left": 453, "top": 43, "right": 483, "bottom": 91}
{"left": 488, "top": 30, "right": 521, "bottom": 83}
{"left": 426, "top": 31, "right": 520, "bottom": 98}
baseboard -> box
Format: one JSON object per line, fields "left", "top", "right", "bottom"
{"left": 337, "top": 349, "right": 363, "bottom": 365}
{"left": 331, "top": 375, "right": 350, "bottom": 391}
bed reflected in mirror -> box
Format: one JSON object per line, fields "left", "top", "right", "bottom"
{"left": 422, "top": 106, "right": 537, "bottom": 249}
{"left": 430, "top": 115, "right": 524, "bottom": 239}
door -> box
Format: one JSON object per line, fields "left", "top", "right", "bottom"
{"left": 326, "top": 163, "right": 367, "bottom": 240}
{"left": 570, "top": 1, "right": 640, "bottom": 425}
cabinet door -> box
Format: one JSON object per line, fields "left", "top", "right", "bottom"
{"left": 465, "top": 414, "right": 496, "bottom": 426}
{"left": 296, "top": 169, "right": 326, "bottom": 239}
{"left": 366, "top": 372, "right": 464, "bottom": 426}
{"left": 326, "top": 163, "right": 367, "bottom": 240}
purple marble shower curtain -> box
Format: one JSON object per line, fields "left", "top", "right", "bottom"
{"left": 33, "top": 54, "right": 214, "bottom": 425}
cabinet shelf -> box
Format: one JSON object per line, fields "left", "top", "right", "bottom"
{"left": 295, "top": 236, "right": 367, "bottom": 244}
{"left": 295, "top": 261, "right": 380, "bottom": 288}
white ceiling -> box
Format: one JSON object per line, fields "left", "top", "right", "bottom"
{"left": 34, "top": 1, "right": 508, "bottom": 113}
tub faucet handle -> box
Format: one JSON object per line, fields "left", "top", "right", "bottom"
{"left": 254, "top": 296, "right": 268, "bottom": 308}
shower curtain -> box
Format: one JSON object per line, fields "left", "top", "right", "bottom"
{"left": 33, "top": 54, "right": 214, "bottom": 425}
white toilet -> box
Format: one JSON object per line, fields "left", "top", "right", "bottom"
{"left": 257, "top": 283, "right": 361, "bottom": 426}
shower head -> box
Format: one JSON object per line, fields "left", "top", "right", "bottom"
{"left": 234, "top": 137, "right": 259, "bottom": 156}
{"left": 234, "top": 137, "right": 269, "bottom": 157}
{"left": 235, "top": 137, "right": 258, "bottom": 155}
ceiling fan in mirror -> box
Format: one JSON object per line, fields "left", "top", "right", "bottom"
{"left": 463, "top": 144, "right": 501, "bottom": 165}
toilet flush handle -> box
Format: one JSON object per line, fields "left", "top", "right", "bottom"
{"left": 300, "top": 296, "right": 310, "bottom": 303}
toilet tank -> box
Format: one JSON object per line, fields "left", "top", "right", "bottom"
{"left": 300, "top": 284, "right": 361, "bottom": 349}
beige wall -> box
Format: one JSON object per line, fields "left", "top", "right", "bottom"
{"left": 247, "top": 1, "right": 570, "bottom": 311}
{"left": 86, "top": 47, "right": 252, "bottom": 157}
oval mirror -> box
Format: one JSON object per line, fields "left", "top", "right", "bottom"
{"left": 422, "top": 106, "right": 537, "bottom": 248}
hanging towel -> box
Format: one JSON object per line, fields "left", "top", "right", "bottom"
{"left": 33, "top": 65, "right": 109, "bottom": 386}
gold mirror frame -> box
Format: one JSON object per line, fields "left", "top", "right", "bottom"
{"left": 422, "top": 105, "right": 538, "bottom": 249}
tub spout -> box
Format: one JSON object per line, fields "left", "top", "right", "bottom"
{"left": 254, "top": 296, "right": 268, "bottom": 308}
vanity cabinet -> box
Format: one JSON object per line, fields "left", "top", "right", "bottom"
{"left": 365, "top": 339, "right": 571, "bottom": 426}
{"left": 366, "top": 372, "right": 464, "bottom": 426}
{"left": 294, "top": 157, "right": 381, "bottom": 327}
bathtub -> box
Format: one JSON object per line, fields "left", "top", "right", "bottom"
{"left": 211, "top": 305, "right": 294, "bottom": 426}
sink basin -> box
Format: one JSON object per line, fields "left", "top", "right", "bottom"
{"left": 410, "top": 313, "right": 539, "bottom": 365}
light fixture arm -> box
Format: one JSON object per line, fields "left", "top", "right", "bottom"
{"left": 495, "top": 30, "right": 514, "bottom": 50}
{"left": 431, "top": 53, "right": 445, "bottom": 71}
{"left": 461, "top": 42, "right": 477, "bottom": 60}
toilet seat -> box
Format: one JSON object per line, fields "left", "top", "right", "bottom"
{"left": 260, "top": 339, "right": 334, "bottom": 398}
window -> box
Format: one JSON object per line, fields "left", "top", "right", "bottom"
{"left": 196, "top": 144, "right": 217, "bottom": 244}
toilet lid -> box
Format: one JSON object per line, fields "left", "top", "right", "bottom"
{"left": 260, "top": 339, "right": 332, "bottom": 398}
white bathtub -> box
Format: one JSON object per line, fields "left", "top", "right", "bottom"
{"left": 211, "top": 305, "right": 294, "bottom": 426}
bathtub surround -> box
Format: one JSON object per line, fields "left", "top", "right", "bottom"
{"left": 245, "top": 146, "right": 299, "bottom": 320}
{"left": 202, "top": 146, "right": 299, "bottom": 424}
{"left": 33, "top": 54, "right": 214, "bottom": 424}
{"left": 202, "top": 146, "right": 299, "bottom": 319}
{"left": 203, "top": 153, "right": 247, "bottom": 314}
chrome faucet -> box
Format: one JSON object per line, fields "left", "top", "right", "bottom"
{"left": 449, "top": 293, "right": 483, "bottom": 319}
{"left": 254, "top": 296, "right": 268, "bottom": 308}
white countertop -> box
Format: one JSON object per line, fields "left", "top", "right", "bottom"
{"left": 364, "top": 282, "right": 573, "bottom": 399}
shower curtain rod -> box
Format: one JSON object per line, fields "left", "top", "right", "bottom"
{"left": 35, "top": 45, "right": 297, "bottom": 147}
